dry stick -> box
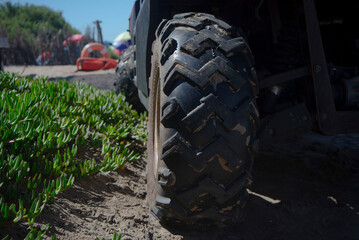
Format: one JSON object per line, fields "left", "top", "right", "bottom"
{"left": 19, "top": 63, "right": 27, "bottom": 76}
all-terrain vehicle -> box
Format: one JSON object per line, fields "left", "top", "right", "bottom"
{"left": 115, "top": 0, "right": 359, "bottom": 231}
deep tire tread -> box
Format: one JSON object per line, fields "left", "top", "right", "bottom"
{"left": 147, "top": 12, "right": 259, "bottom": 231}
{"left": 115, "top": 46, "right": 145, "bottom": 112}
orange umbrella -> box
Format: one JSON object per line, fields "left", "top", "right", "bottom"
{"left": 63, "top": 34, "right": 85, "bottom": 46}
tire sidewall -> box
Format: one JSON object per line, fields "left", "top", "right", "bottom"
{"left": 146, "top": 39, "right": 162, "bottom": 209}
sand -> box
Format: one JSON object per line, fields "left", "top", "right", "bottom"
{"left": 2, "top": 65, "right": 359, "bottom": 240}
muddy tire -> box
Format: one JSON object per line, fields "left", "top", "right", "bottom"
{"left": 147, "top": 13, "right": 259, "bottom": 230}
{"left": 115, "top": 46, "right": 145, "bottom": 112}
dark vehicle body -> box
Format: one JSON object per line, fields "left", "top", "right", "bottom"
{"left": 130, "top": 0, "right": 359, "bottom": 136}
{"left": 116, "top": 0, "right": 359, "bottom": 231}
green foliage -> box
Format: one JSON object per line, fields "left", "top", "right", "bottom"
{"left": 0, "top": 2, "right": 78, "bottom": 42}
{"left": 0, "top": 72, "right": 146, "bottom": 238}
{"left": 0, "top": 1, "right": 79, "bottom": 64}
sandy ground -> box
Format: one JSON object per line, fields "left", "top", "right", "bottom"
{"left": 4, "top": 65, "right": 116, "bottom": 91}
{"left": 2, "top": 65, "right": 359, "bottom": 240}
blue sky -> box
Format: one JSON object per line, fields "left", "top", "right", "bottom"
{"left": 8, "top": 0, "right": 134, "bottom": 42}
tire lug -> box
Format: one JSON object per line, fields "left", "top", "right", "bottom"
{"left": 161, "top": 38, "right": 177, "bottom": 65}
{"left": 161, "top": 98, "right": 179, "bottom": 127}
{"left": 158, "top": 167, "right": 176, "bottom": 186}
{"left": 249, "top": 139, "right": 259, "bottom": 154}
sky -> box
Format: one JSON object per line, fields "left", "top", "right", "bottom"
{"left": 9, "top": 0, "right": 134, "bottom": 42}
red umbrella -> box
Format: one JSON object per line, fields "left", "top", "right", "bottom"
{"left": 62, "top": 34, "right": 85, "bottom": 46}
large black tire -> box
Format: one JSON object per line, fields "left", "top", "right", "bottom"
{"left": 115, "top": 46, "right": 145, "bottom": 112}
{"left": 147, "top": 13, "right": 259, "bottom": 231}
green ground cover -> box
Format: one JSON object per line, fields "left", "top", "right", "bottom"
{"left": 0, "top": 72, "right": 147, "bottom": 239}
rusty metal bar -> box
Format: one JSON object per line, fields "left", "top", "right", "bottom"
{"left": 303, "top": 0, "right": 359, "bottom": 134}
{"left": 303, "top": 0, "right": 336, "bottom": 133}
{"left": 259, "top": 66, "right": 309, "bottom": 89}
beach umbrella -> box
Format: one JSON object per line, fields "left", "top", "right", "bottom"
{"left": 113, "top": 40, "right": 131, "bottom": 50}
{"left": 113, "top": 31, "right": 131, "bottom": 49}
{"left": 63, "top": 34, "right": 85, "bottom": 46}
{"left": 69, "top": 34, "right": 85, "bottom": 42}
{"left": 113, "top": 31, "right": 132, "bottom": 56}
{"left": 113, "top": 31, "right": 130, "bottom": 43}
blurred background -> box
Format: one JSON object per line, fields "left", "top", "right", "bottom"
{"left": 0, "top": 0, "right": 133, "bottom": 65}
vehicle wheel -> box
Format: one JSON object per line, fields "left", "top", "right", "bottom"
{"left": 115, "top": 46, "right": 145, "bottom": 112}
{"left": 147, "top": 12, "right": 259, "bottom": 230}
